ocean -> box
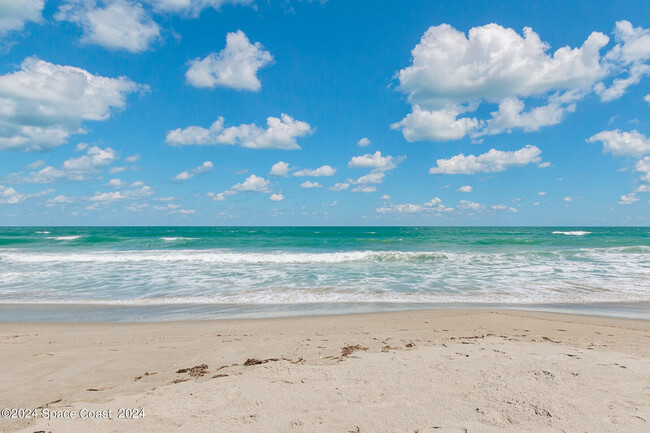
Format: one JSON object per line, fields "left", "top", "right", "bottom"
{"left": 0, "top": 226, "right": 648, "bottom": 321}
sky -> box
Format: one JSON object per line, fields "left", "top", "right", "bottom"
{"left": 0, "top": 0, "right": 649, "bottom": 226}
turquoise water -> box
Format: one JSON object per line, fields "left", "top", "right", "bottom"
{"left": 0, "top": 227, "right": 648, "bottom": 319}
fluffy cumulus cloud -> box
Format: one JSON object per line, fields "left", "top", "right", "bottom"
{"left": 0, "top": 185, "right": 26, "bottom": 204}
{"left": 0, "top": 185, "right": 52, "bottom": 204}
{"left": 357, "top": 137, "right": 370, "bottom": 147}
{"left": 56, "top": 0, "right": 161, "bottom": 53}
{"left": 166, "top": 114, "right": 312, "bottom": 150}
{"left": 186, "top": 30, "right": 273, "bottom": 91}
{"left": 588, "top": 129, "right": 650, "bottom": 157}
{"left": 391, "top": 106, "right": 480, "bottom": 142}
{"left": 392, "top": 21, "right": 650, "bottom": 142}
{"left": 596, "top": 21, "right": 650, "bottom": 101}
{"left": 636, "top": 157, "right": 650, "bottom": 183}
{"left": 293, "top": 165, "right": 336, "bottom": 177}
{"left": 329, "top": 182, "right": 349, "bottom": 191}
{"left": 457, "top": 185, "right": 473, "bottom": 193}
{"left": 300, "top": 180, "right": 322, "bottom": 188}
{"left": 5, "top": 146, "right": 119, "bottom": 183}
{"left": 342, "top": 151, "right": 403, "bottom": 193}
{"left": 209, "top": 174, "right": 276, "bottom": 201}
{"left": 429, "top": 145, "right": 542, "bottom": 175}
{"left": 173, "top": 160, "right": 213, "bottom": 181}
{"left": 0, "top": 0, "right": 44, "bottom": 40}
{"left": 0, "top": 57, "right": 141, "bottom": 151}
{"left": 269, "top": 161, "right": 290, "bottom": 177}
{"left": 348, "top": 151, "right": 399, "bottom": 171}
{"left": 231, "top": 174, "right": 270, "bottom": 192}
{"left": 269, "top": 193, "right": 284, "bottom": 201}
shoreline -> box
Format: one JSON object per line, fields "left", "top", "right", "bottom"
{"left": 1, "top": 308, "right": 649, "bottom": 432}
{"left": 0, "top": 301, "right": 649, "bottom": 322}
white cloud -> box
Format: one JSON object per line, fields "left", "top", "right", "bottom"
{"left": 348, "top": 151, "right": 398, "bottom": 171}
{"left": 63, "top": 146, "right": 118, "bottom": 171}
{"left": 270, "top": 161, "right": 290, "bottom": 176}
{"left": 330, "top": 182, "right": 349, "bottom": 191}
{"left": 194, "top": 160, "right": 213, "bottom": 174}
{"left": 0, "top": 185, "right": 51, "bottom": 204}
{"left": 125, "top": 154, "right": 140, "bottom": 163}
{"left": 107, "top": 178, "right": 127, "bottom": 188}
{"left": 391, "top": 22, "right": 650, "bottom": 141}
{"left": 147, "top": 0, "right": 253, "bottom": 16}
{"left": 126, "top": 203, "right": 147, "bottom": 212}
{"left": 397, "top": 23, "right": 607, "bottom": 109}
{"left": 346, "top": 151, "right": 403, "bottom": 190}
{"left": 354, "top": 172, "right": 385, "bottom": 185}
{"left": 174, "top": 160, "right": 213, "bottom": 180}
{"left": 207, "top": 191, "right": 235, "bottom": 201}
{"left": 429, "top": 145, "right": 542, "bottom": 175}
{"left": 208, "top": 174, "right": 273, "bottom": 201}
{"left": 377, "top": 197, "right": 453, "bottom": 214}
{"left": 588, "top": 129, "right": 650, "bottom": 157}
{"left": 351, "top": 185, "right": 376, "bottom": 193}
{"left": 619, "top": 192, "right": 639, "bottom": 205}
{"left": 635, "top": 184, "right": 650, "bottom": 193}
{"left": 563, "top": 196, "right": 573, "bottom": 202}
{"left": 300, "top": 181, "right": 322, "bottom": 188}
{"left": 166, "top": 114, "right": 312, "bottom": 150}
{"left": 47, "top": 194, "right": 75, "bottom": 205}
{"left": 0, "top": 185, "right": 25, "bottom": 204}
{"left": 357, "top": 137, "right": 370, "bottom": 147}
{"left": 269, "top": 193, "right": 284, "bottom": 201}
{"left": 636, "top": 157, "right": 650, "bottom": 183}
{"left": 186, "top": 30, "right": 273, "bottom": 91}
{"left": 174, "top": 171, "right": 192, "bottom": 181}
{"left": 0, "top": 0, "right": 44, "bottom": 39}
{"left": 231, "top": 174, "right": 270, "bottom": 192}
{"left": 538, "top": 191, "right": 547, "bottom": 196}
{"left": 153, "top": 203, "right": 180, "bottom": 210}
{"left": 88, "top": 184, "right": 153, "bottom": 202}
{"left": 458, "top": 200, "right": 483, "bottom": 210}
{"left": 538, "top": 161, "right": 552, "bottom": 168}
{"left": 391, "top": 105, "right": 479, "bottom": 142}
{"left": 377, "top": 203, "right": 422, "bottom": 213}
{"left": 56, "top": 0, "right": 161, "bottom": 52}
{"left": 645, "top": 95, "right": 650, "bottom": 104}
{"left": 490, "top": 204, "right": 518, "bottom": 212}
{"left": 293, "top": 165, "right": 336, "bottom": 177}
{"left": 6, "top": 146, "right": 119, "bottom": 184}
{"left": 0, "top": 57, "right": 141, "bottom": 151}
{"left": 28, "top": 160, "right": 46, "bottom": 170}
{"left": 380, "top": 195, "right": 390, "bottom": 200}
{"left": 457, "top": 185, "right": 472, "bottom": 193}
{"left": 481, "top": 96, "right": 575, "bottom": 136}
{"left": 596, "top": 21, "right": 650, "bottom": 101}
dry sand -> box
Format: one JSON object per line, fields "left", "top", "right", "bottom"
{"left": 0, "top": 309, "right": 649, "bottom": 433}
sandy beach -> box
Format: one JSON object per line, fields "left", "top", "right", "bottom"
{"left": 1, "top": 309, "right": 649, "bottom": 432}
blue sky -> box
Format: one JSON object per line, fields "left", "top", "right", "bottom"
{"left": 0, "top": 0, "right": 649, "bottom": 225}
